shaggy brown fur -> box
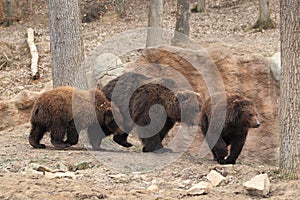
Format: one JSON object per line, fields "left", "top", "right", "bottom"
{"left": 102, "top": 72, "right": 200, "bottom": 153}
{"left": 29, "top": 86, "right": 123, "bottom": 150}
{"left": 200, "top": 93, "right": 260, "bottom": 164}
{"left": 129, "top": 83, "right": 200, "bottom": 152}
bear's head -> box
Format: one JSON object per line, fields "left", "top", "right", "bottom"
{"left": 174, "top": 90, "right": 201, "bottom": 125}
{"left": 104, "top": 102, "right": 124, "bottom": 133}
{"left": 228, "top": 95, "right": 260, "bottom": 129}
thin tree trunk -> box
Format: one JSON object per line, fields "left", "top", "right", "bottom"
{"left": 5, "top": 0, "right": 13, "bottom": 26}
{"left": 252, "top": 0, "right": 275, "bottom": 30}
{"left": 173, "top": 0, "right": 190, "bottom": 44}
{"left": 49, "top": 0, "right": 87, "bottom": 89}
{"left": 115, "top": 0, "right": 126, "bottom": 18}
{"left": 146, "top": 0, "right": 164, "bottom": 47}
{"left": 197, "top": 0, "right": 205, "bottom": 13}
{"left": 279, "top": 0, "right": 300, "bottom": 179}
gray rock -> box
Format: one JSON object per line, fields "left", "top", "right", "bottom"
{"left": 243, "top": 173, "right": 270, "bottom": 197}
{"left": 147, "top": 184, "right": 159, "bottom": 191}
{"left": 187, "top": 181, "right": 212, "bottom": 195}
{"left": 93, "top": 53, "right": 124, "bottom": 88}
{"left": 206, "top": 170, "right": 226, "bottom": 187}
{"left": 270, "top": 52, "right": 280, "bottom": 82}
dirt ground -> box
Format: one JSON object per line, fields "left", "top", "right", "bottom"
{"left": 1, "top": 0, "right": 299, "bottom": 199}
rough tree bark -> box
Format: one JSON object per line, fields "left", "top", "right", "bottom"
{"left": 173, "top": 0, "right": 190, "bottom": 44}
{"left": 146, "top": 0, "right": 164, "bottom": 47}
{"left": 252, "top": 0, "right": 275, "bottom": 31}
{"left": 4, "top": 0, "right": 12, "bottom": 26}
{"left": 279, "top": 0, "right": 300, "bottom": 179}
{"left": 49, "top": 0, "right": 87, "bottom": 89}
{"left": 0, "top": 0, "right": 32, "bottom": 26}
{"left": 115, "top": 0, "right": 126, "bottom": 18}
{"left": 197, "top": 0, "right": 205, "bottom": 13}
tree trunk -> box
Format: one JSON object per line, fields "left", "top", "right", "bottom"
{"left": 146, "top": 0, "right": 164, "bottom": 47}
{"left": 279, "top": 0, "right": 300, "bottom": 179}
{"left": 115, "top": 0, "right": 126, "bottom": 18}
{"left": 49, "top": 0, "right": 87, "bottom": 89}
{"left": 197, "top": 0, "right": 205, "bottom": 13}
{"left": 0, "top": 0, "right": 32, "bottom": 26}
{"left": 252, "top": 0, "right": 275, "bottom": 30}
{"left": 173, "top": 0, "right": 190, "bottom": 44}
{"left": 3, "top": 0, "right": 13, "bottom": 26}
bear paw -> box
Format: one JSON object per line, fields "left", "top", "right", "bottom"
{"left": 52, "top": 141, "right": 71, "bottom": 149}
{"left": 31, "top": 143, "right": 46, "bottom": 148}
{"left": 113, "top": 134, "right": 133, "bottom": 148}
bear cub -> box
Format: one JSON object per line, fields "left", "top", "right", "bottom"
{"left": 29, "top": 86, "right": 124, "bottom": 150}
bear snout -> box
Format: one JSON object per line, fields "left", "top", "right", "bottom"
{"left": 253, "top": 122, "right": 260, "bottom": 128}
{"left": 250, "top": 118, "right": 260, "bottom": 128}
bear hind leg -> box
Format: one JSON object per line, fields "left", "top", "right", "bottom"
{"left": 141, "top": 134, "right": 172, "bottom": 153}
{"left": 29, "top": 123, "right": 47, "bottom": 148}
{"left": 50, "top": 125, "right": 70, "bottom": 149}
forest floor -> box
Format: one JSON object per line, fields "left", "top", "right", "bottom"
{"left": 1, "top": 0, "right": 299, "bottom": 200}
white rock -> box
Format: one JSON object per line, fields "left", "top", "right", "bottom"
{"left": 187, "top": 181, "right": 212, "bottom": 195}
{"left": 147, "top": 184, "right": 159, "bottom": 191}
{"left": 108, "top": 173, "right": 127, "bottom": 179}
{"left": 243, "top": 173, "right": 270, "bottom": 196}
{"left": 270, "top": 52, "right": 281, "bottom": 82}
{"left": 206, "top": 170, "right": 226, "bottom": 187}
{"left": 44, "top": 171, "right": 77, "bottom": 179}
{"left": 93, "top": 53, "right": 124, "bottom": 87}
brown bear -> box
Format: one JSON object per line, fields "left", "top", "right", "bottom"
{"left": 29, "top": 86, "right": 123, "bottom": 150}
{"left": 200, "top": 92, "right": 260, "bottom": 164}
{"left": 102, "top": 72, "right": 200, "bottom": 153}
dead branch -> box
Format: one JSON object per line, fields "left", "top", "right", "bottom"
{"left": 27, "top": 28, "right": 39, "bottom": 79}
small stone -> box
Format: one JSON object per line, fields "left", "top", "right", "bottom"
{"left": 206, "top": 170, "right": 226, "bottom": 187}
{"left": 44, "top": 171, "right": 76, "bottom": 179}
{"left": 93, "top": 53, "right": 124, "bottom": 87}
{"left": 147, "top": 184, "right": 159, "bottom": 191}
{"left": 56, "top": 162, "right": 68, "bottom": 172}
{"left": 243, "top": 173, "right": 270, "bottom": 197}
{"left": 75, "top": 161, "right": 90, "bottom": 170}
{"left": 187, "top": 181, "right": 212, "bottom": 195}
{"left": 109, "top": 173, "right": 127, "bottom": 180}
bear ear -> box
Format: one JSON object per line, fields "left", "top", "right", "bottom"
{"left": 227, "top": 99, "right": 242, "bottom": 124}
{"left": 105, "top": 107, "right": 113, "bottom": 115}
{"left": 233, "top": 98, "right": 243, "bottom": 109}
{"left": 176, "top": 91, "right": 189, "bottom": 102}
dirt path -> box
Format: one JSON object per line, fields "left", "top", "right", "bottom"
{"left": 0, "top": 123, "right": 299, "bottom": 200}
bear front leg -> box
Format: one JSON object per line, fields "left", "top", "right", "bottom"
{"left": 141, "top": 134, "right": 172, "bottom": 153}
{"left": 50, "top": 126, "right": 71, "bottom": 149}
{"left": 211, "top": 138, "right": 228, "bottom": 164}
{"left": 65, "top": 120, "right": 79, "bottom": 145}
{"left": 29, "top": 124, "right": 47, "bottom": 148}
{"left": 225, "top": 136, "right": 247, "bottom": 164}
{"left": 87, "top": 124, "right": 106, "bottom": 151}
{"left": 159, "top": 119, "right": 175, "bottom": 142}
{"left": 113, "top": 133, "right": 133, "bottom": 147}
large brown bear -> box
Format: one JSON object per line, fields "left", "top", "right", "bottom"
{"left": 102, "top": 72, "right": 200, "bottom": 153}
{"left": 200, "top": 93, "right": 260, "bottom": 164}
{"left": 29, "top": 86, "right": 123, "bottom": 150}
